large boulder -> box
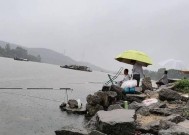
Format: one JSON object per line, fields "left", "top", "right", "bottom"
{"left": 141, "top": 77, "right": 153, "bottom": 91}
{"left": 68, "top": 99, "right": 78, "bottom": 109}
{"left": 159, "top": 89, "right": 182, "bottom": 101}
{"left": 96, "top": 109, "right": 136, "bottom": 135}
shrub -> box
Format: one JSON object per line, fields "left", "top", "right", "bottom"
{"left": 174, "top": 79, "right": 189, "bottom": 93}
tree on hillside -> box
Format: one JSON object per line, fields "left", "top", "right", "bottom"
{"left": 0, "top": 45, "right": 41, "bottom": 62}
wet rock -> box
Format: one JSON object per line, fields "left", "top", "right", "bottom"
{"left": 141, "top": 77, "right": 153, "bottom": 91}
{"left": 86, "top": 94, "right": 101, "bottom": 106}
{"left": 149, "top": 108, "right": 172, "bottom": 116}
{"left": 107, "top": 104, "right": 123, "bottom": 111}
{"left": 96, "top": 109, "right": 136, "bottom": 135}
{"left": 68, "top": 99, "right": 78, "bottom": 109}
{"left": 86, "top": 104, "right": 104, "bottom": 117}
{"left": 60, "top": 102, "right": 67, "bottom": 109}
{"left": 159, "top": 125, "right": 189, "bottom": 135}
{"left": 55, "top": 127, "right": 88, "bottom": 135}
{"left": 129, "top": 101, "right": 144, "bottom": 110}
{"left": 159, "top": 89, "right": 182, "bottom": 101}
{"left": 126, "top": 94, "right": 146, "bottom": 103}
{"left": 62, "top": 107, "right": 86, "bottom": 115}
{"left": 89, "top": 130, "right": 107, "bottom": 135}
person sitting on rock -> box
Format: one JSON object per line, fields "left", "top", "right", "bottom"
{"left": 156, "top": 70, "right": 168, "bottom": 88}
{"left": 117, "top": 68, "right": 130, "bottom": 86}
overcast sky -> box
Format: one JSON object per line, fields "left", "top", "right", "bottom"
{"left": 0, "top": 0, "right": 189, "bottom": 71}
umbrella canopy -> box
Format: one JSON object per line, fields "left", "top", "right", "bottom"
{"left": 115, "top": 50, "right": 153, "bottom": 67}
{"left": 158, "top": 59, "right": 186, "bottom": 70}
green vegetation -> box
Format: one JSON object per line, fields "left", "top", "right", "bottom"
{"left": 174, "top": 79, "right": 189, "bottom": 93}
{"left": 0, "top": 44, "right": 41, "bottom": 62}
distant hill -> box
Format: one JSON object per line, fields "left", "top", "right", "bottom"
{"left": 0, "top": 40, "right": 109, "bottom": 72}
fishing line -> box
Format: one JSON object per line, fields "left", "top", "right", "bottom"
{"left": 0, "top": 91, "right": 62, "bottom": 103}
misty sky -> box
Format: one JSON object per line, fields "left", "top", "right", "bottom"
{"left": 0, "top": 0, "right": 189, "bottom": 71}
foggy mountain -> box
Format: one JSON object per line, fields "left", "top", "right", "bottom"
{"left": 0, "top": 40, "right": 108, "bottom": 72}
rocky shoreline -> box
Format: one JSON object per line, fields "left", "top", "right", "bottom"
{"left": 57, "top": 77, "right": 189, "bottom": 135}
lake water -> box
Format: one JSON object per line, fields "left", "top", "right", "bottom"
{"left": 0, "top": 57, "right": 124, "bottom": 135}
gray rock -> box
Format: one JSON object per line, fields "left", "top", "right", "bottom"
{"left": 102, "top": 85, "right": 110, "bottom": 91}
{"left": 94, "top": 91, "right": 109, "bottom": 107}
{"left": 107, "top": 104, "right": 123, "bottom": 111}
{"left": 159, "top": 89, "right": 182, "bottom": 101}
{"left": 126, "top": 94, "right": 147, "bottom": 103}
{"left": 149, "top": 108, "right": 172, "bottom": 116}
{"left": 138, "top": 120, "right": 177, "bottom": 134}
{"left": 89, "top": 130, "right": 107, "bottom": 135}
{"left": 186, "top": 100, "right": 189, "bottom": 108}
{"left": 178, "top": 120, "right": 189, "bottom": 129}
{"left": 159, "top": 125, "right": 189, "bottom": 135}
{"left": 148, "top": 102, "right": 167, "bottom": 109}
{"left": 86, "top": 94, "right": 101, "bottom": 106}
{"left": 159, "top": 120, "right": 176, "bottom": 130}
{"left": 60, "top": 102, "right": 67, "bottom": 109}
{"left": 85, "top": 116, "right": 97, "bottom": 131}
{"left": 138, "top": 120, "right": 160, "bottom": 134}
{"left": 96, "top": 109, "right": 136, "bottom": 135}
{"left": 55, "top": 127, "right": 88, "bottom": 135}
{"left": 105, "top": 91, "right": 118, "bottom": 105}
{"left": 61, "top": 107, "right": 86, "bottom": 115}
{"left": 68, "top": 99, "right": 78, "bottom": 109}
{"left": 165, "top": 114, "right": 185, "bottom": 124}
{"left": 136, "top": 106, "right": 150, "bottom": 116}
{"left": 141, "top": 77, "right": 153, "bottom": 91}
{"left": 129, "top": 101, "right": 144, "bottom": 110}
{"left": 106, "top": 91, "right": 117, "bottom": 99}
{"left": 144, "top": 90, "right": 158, "bottom": 98}
{"left": 86, "top": 104, "right": 104, "bottom": 117}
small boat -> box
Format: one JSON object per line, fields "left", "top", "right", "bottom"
{"left": 14, "top": 57, "right": 29, "bottom": 61}
{"left": 60, "top": 65, "right": 92, "bottom": 72}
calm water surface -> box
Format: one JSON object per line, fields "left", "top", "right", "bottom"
{"left": 0, "top": 57, "right": 124, "bottom": 135}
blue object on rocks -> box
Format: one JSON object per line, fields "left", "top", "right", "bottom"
{"left": 123, "top": 87, "right": 135, "bottom": 94}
